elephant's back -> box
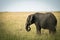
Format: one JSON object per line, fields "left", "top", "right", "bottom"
{"left": 34, "top": 12, "right": 57, "bottom": 27}
{"left": 34, "top": 12, "right": 45, "bottom": 19}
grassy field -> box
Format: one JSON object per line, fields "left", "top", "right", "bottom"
{"left": 0, "top": 12, "right": 60, "bottom": 40}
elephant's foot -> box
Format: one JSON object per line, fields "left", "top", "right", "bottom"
{"left": 36, "top": 31, "right": 41, "bottom": 35}
{"left": 49, "top": 30, "right": 56, "bottom": 35}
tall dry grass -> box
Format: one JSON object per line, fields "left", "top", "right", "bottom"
{"left": 0, "top": 12, "right": 60, "bottom": 40}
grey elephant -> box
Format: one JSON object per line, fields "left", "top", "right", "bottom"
{"left": 25, "top": 12, "right": 57, "bottom": 34}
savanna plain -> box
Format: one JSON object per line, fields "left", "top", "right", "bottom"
{"left": 0, "top": 12, "right": 60, "bottom": 40}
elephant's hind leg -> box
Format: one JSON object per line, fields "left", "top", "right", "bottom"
{"left": 49, "top": 27, "right": 56, "bottom": 34}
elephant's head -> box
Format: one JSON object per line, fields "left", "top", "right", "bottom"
{"left": 25, "top": 14, "right": 34, "bottom": 32}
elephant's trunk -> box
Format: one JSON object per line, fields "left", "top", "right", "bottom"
{"left": 25, "top": 24, "right": 31, "bottom": 32}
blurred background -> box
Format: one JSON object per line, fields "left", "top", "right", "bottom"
{"left": 0, "top": 0, "right": 60, "bottom": 40}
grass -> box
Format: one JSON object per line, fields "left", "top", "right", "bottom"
{"left": 0, "top": 12, "right": 60, "bottom": 40}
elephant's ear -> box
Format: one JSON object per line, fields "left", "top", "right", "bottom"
{"left": 30, "top": 15, "right": 33, "bottom": 22}
{"left": 28, "top": 14, "right": 33, "bottom": 24}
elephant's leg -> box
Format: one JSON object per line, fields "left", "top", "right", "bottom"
{"left": 49, "top": 27, "right": 56, "bottom": 34}
{"left": 36, "top": 27, "right": 41, "bottom": 34}
{"left": 49, "top": 30, "right": 52, "bottom": 34}
{"left": 52, "top": 28, "right": 56, "bottom": 34}
{"left": 35, "top": 23, "right": 41, "bottom": 34}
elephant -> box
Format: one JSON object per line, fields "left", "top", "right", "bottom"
{"left": 25, "top": 12, "right": 57, "bottom": 34}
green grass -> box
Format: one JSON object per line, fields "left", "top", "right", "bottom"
{"left": 0, "top": 12, "right": 60, "bottom": 40}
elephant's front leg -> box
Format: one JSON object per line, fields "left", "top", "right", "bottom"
{"left": 35, "top": 23, "right": 41, "bottom": 34}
